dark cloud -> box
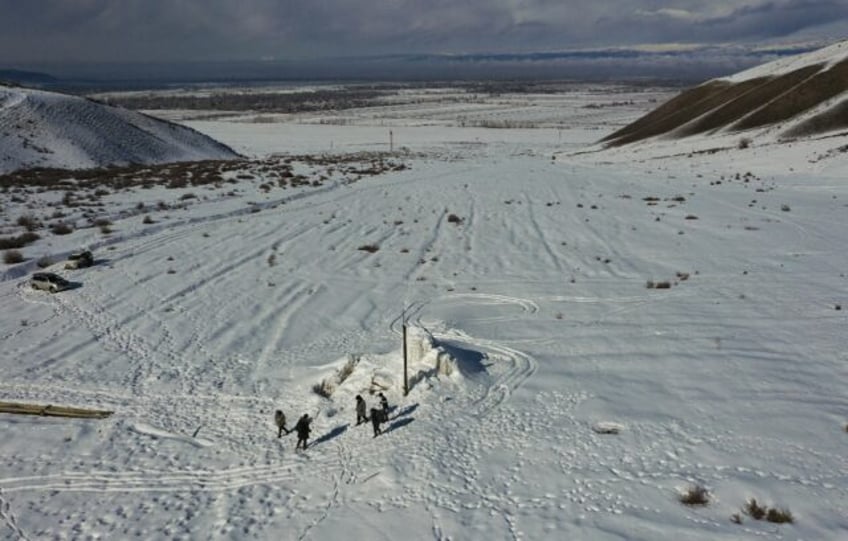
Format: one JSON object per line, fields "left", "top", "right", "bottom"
{"left": 0, "top": 0, "right": 845, "bottom": 65}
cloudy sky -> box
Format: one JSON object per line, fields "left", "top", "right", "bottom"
{"left": 1, "top": 0, "right": 846, "bottom": 80}
{"left": 0, "top": 0, "right": 848, "bottom": 79}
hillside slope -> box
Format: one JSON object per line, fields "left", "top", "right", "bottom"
{"left": 0, "top": 85, "right": 240, "bottom": 173}
{"left": 602, "top": 40, "right": 848, "bottom": 146}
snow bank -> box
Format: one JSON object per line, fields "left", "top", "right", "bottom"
{"left": 406, "top": 325, "right": 457, "bottom": 377}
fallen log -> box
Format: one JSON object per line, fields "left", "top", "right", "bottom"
{"left": 0, "top": 401, "right": 113, "bottom": 419}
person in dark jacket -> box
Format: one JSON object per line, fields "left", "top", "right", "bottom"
{"left": 378, "top": 392, "right": 389, "bottom": 417}
{"left": 355, "top": 395, "right": 369, "bottom": 425}
{"left": 370, "top": 407, "right": 384, "bottom": 437}
{"left": 294, "top": 414, "right": 312, "bottom": 450}
{"left": 274, "top": 409, "right": 289, "bottom": 438}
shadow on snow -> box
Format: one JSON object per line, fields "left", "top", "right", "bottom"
{"left": 312, "top": 423, "right": 349, "bottom": 446}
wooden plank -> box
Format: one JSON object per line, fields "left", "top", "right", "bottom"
{"left": 0, "top": 401, "right": 113, "bottom": 419}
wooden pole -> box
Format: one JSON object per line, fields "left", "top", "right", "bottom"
{"left": 0, "top": 401, "right": 113, "bottom": 419}
{"left": 403, "top": 311, "right": 409, "bottom": 396}
{"left": 389, "top": 130, "right": 394, "bottom": 153}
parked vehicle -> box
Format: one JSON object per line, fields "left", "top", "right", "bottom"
{"left": 30, "top": 272, "right": 70, "bottom": 293}
{"left": 65, "top": 250, "right": 93, "bottom": 269}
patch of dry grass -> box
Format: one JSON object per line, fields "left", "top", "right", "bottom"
{"left": 679, "top": 484, "right": 710, "bottom": 506}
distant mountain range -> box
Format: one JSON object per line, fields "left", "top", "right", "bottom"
{"left": 5, "top": 40, "right": 833, "bottom": 87}
{"left": 0, "top": 69, "right": 58, "bottom": 86}
{"left": 602, "top": 40, "right": 848, "bottom": 146}
{"left": 0, "top": 85, "right": 240, "bottom": 174}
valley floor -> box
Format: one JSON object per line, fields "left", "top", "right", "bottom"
{"left": 1, "top": 84, "right": 847, "bottom": 540}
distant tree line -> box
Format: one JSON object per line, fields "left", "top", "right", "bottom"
{"left": 99, "top": 88, "right": 389, "bottom": 113}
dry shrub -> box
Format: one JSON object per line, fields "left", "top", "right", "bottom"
{"left": 0, "top": 232, "right": 40, "bottom": 250}
{"left": 312, "top": 355, "right": 359, "bottom": 398}
{"left": 36, "top": 256, "right": 53, "bottom": 268}
{"left": 3, "top": 250, "right": 24, "bottom": 264}
{"left": 337, "top": 355, "right": 359, "bottom": 384}
{"left": 679, "top": 484, "right": 710, "bottom": 506}
{"left": 50, "top": 222, "right": 74, "bottom": 235}
{"left": 766, "top": 508, "right": 794, "bottom": 524}
{"left": 17, "top": 214, "right": 41, "bottom": 231}
{"left": 744, "top": 498, "right": 767, "bottom": 520}
{"left": 312, "top": 379, "right": 335, "bottom": 398}
{"left": 358, "top": 244, "right": 379, "bottom": 253}
{"left": 447, "top": 213, "right": 463, "bottom": 225}
{"left": 738, "top": 137, "right": 752, "bottom": 149}
{"left": 730, "top": 513, "right": 743, "bottom": 525}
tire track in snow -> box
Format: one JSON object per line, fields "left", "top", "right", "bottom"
{"left": 0, "top": 488, "right": 29, "bottom": 541}
{"left": 47, "top": 284, "right": 162, "bottom": 394}
{"left": 522, "top": 190, "right": 565, "bottom": 274}
{"left": 399, "top": 293, "right": 540, "bottom": 417}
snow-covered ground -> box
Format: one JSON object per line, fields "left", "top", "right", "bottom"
{"left": 1, "top": 84, "right": 847, "bottom": 540}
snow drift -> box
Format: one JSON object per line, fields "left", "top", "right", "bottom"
{"left": 0, "top": 85, "right": 240, "bottom": 173}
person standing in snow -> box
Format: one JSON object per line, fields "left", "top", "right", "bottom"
{"left": 370, "top": 407, "right": 384, "bottom": 437}
{"left": 355, "top": 395, "right": 368, "bottom": 425}
{"left": 274, "top": 409, "right": 289, "bottom": 438}
{"left": 294, "top": 414, "right": 312, "bottom": 450}
{"left": 378, "top": 392, "right": 389, "bottom": 417}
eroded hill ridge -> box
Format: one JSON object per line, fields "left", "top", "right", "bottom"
{"left": 603, "top": 40, "right": 848, "bottom": 146}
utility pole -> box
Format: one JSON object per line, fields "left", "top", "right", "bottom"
{"left": 389, "top": 129, "right": 394, "bottom": 153}
{"left": 402, "top": 306, "right": 409, "bottom": 396}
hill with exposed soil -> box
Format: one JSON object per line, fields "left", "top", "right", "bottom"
{"left": 0, "top": 85, "right": 239, "bottom": 173}
{"left": 602, "top": 40, "right": 848, "bottom": 147}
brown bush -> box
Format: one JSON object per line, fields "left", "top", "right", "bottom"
{"left": 744, "top": 498, "right": 767, "bottom": 520}
{"left": 0, "top": 232, "right": 40, "bottom": 250}
{"left": 50, "top": 222, "right": 74, "bottom": 235}
{"left": 3, "top": 250, "right": 24, "bottom": 264}
{"left": 679, "top": 485, "right": 710, "bottom": 506}
{"left": 17, "top": 214, "right": 41, "bottom": 231}
{"left": 766, "top": 507, "right": 794, "bottom": 524}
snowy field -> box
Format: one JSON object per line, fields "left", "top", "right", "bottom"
{"left": 1, "top": 84, "right": 847, "bottom": 540}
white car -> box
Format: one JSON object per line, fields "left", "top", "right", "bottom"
{"left": 30, "top": 272, "right": 70, "bottom": 293}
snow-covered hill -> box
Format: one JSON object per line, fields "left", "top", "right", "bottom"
{"left": 0, "top": 85, "right": 240, "bottom": 173}
{"left": 603, "top": 40, "right": 848, "bottom": 146}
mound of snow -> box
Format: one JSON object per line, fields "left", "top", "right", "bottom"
{"left": 0, "top": 85, "right": 240, "bottom": 173}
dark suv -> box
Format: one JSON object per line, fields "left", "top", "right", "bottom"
{"left": 30, "top": 272, "right": 70, "bottom": 293}
{"left": 65, "top": 250, "right": 94, "bottom": 269}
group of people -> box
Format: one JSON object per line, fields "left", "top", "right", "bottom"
{"left": 356, "top": 392, "right": 390, "bottom": 437}
{"left": 274, "top": 392, "right": 391, "bottom": 451}
{"left": 274, "top": 410, "right": 313, "bottom": 450}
